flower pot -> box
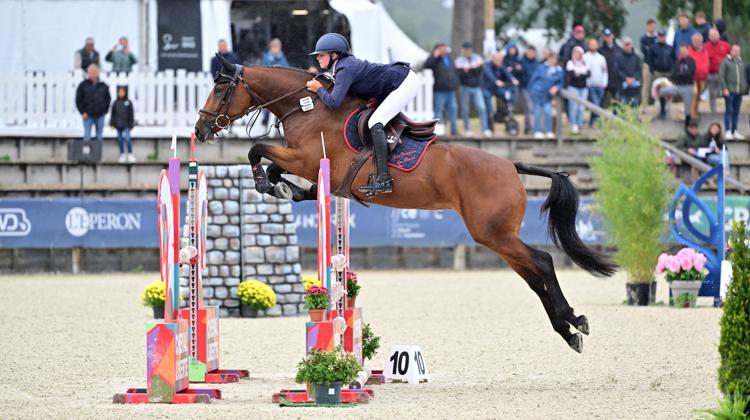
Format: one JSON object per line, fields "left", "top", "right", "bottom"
{"left": 669, "top": 280, "right": 703, "bottom": 308}
{"left": 313, "top": 381, "right": 342, "bottom": 405}
{"left": 347, "top": 296, "right": 357, "bottom": 308}
{"left": 241, "top": 306, "right": 259, "bottom": 318}
{"left": 626, "top": 282, "right": 656, "bottom": 306}
{"left": 309, "top": 309, "right": 325, "bottom": 322}
{"left": 152, "top": 305, "right": 164, "bottom": 319}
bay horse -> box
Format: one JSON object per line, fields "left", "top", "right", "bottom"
{"left": 195, "top": 57, "right": 617, "bottom": 353}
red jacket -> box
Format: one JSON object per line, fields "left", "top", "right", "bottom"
{"left": 705, "top": 40, "right": 731, "bottom": 74}
{"left": 688, "top": 46, "right": 710, "bottom": 81}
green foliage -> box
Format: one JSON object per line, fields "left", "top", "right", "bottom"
{"left": 673, "top": 292, "right": 698, "bottom": 307}
{"left": 718, "top": 221, "right": 750, "bottom": 397}
{"left": 666, "top": 268, "right": 705, "bottom": 281}
{"left": 295, "top": 347, "right": 362, "bottom": 385}
{"left": 657, "top": 1, "right": 750, "bottom": 27}
{"left": 699, "top": 392, "right": 749, "bottom": 419}
{"left": 589, "top": 107, "right": 674, "bottom": 283}
{"left": 0, "top": 154, "right": 11, "bottom": 162}
{"left": 362, "top": 323, "right": 381, "bottom": 361}
{"left": 346, "top": 277, "right": 361, "bottom": 298}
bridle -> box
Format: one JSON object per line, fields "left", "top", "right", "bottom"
{"left": 198, "top": 64, "right": 323, "bottom": 140}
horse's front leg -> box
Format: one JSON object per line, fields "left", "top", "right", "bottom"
{"left": 268, "top": 164, "right": 317, "bottom": 202}
{"left": 248, "top": 143, "right": 311, "bottom": 199}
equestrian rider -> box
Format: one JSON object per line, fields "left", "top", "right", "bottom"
{"left": 305, "top": 33, "right": 421, "bottom": 197}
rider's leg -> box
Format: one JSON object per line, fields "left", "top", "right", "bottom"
{"left": 360, "top": 70, "right": 421, "bottom": 196}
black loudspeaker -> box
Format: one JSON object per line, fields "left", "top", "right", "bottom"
{"left": 67, "top": 141, "right": 102, "bottom": 163}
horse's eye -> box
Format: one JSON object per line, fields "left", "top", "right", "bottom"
{"left": 214, "top": 86, "right": 223, "bottom": 95}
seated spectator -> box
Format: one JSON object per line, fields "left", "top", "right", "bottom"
{"left": 110, "top": 85, "right": 135, "bottom": 163}
{"left": 705, "top": 29, "right": 731, "bottom": 114}
{"left": 519, "top": 46, "right": 540, "bottom": 134}
{"left": 74, "top": 37, "right": 100, "bottom": 72}
{"left": 455, "top": 42, "right": 490, "bottom": 137}
{"left": 688, "top": 33, "right": 709, "bottom": 118}
{"left": 481, "top": 51, "right": 517, "bottom": 133}
{"left": 105, "top": 36, "right": 137, "bottom": 73}
{"left": 565, "top": 46, "right": 590, "bottom": 134}
{"left": 615, "top": 37, "right": 641, "bottom": 107}
{"left": 676, "top": 119, "right": 704, "bottom": 160}
{"left": 424, "top": 43, "right": 459, "bottom": 135}
{"left": 719, "top": 45, "right": 746, "bottom": 140}
{"left": 75, "top": 64, "right": 110, "bottom": 143}
{"left": 656, "top": 45, "right": 696, "bottom": 126}
{"left": 584, "top": 39, "right": 607, "bottom": 127}
{"left": 703, "top": 122, "right": 725, "bottom": 166}
{"left": 210, "top": 39, "right": 240, "bottom": 76}
{"left": 261, "top": 38, "right": 289, "bottom": 67}
{"left": 527, "top": 53, "right": 563, "bottom": 139}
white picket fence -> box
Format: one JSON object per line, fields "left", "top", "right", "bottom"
{"left": 0, "top": 69, "right": 434, "bottom": 138}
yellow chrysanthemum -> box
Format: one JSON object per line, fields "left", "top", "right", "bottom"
{"left": 237, "top": 279, "right": 277, "bottom": 310}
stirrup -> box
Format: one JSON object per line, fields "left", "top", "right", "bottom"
{"left": 358, "top": 174, "right": 393, "bottom": 197}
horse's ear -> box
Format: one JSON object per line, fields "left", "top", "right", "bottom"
{"left": 216, "top": 53, "right": 234, "bottom": 72}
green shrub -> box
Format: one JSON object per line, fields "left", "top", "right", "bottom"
{"left": 589, "top": 107, "right": 674, "bottom": 283}
{"left": 362, "top": 323, "right": 380, "bottom": 361}
{"left": 699, "top": 392, "right": 748, "bottom": 419}
{"left": 295, "top": 347, "right": 361, "bottom": 385}
{"left": 718, "top": 221, "right": 750, "bottom": 397}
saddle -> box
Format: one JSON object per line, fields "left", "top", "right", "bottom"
{"left": 355, "top": 101, "right": 438, "bottom": 149}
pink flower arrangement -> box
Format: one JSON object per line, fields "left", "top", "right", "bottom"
{"left": 306, "top": 286, "right": 329, "bottom": 295}
{"left": 655, "top": 248, "right": 707, "bottom": 282}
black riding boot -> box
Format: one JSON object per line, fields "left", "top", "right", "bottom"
{"left": 358, "top": 123, "right": 393, "bottom": 197}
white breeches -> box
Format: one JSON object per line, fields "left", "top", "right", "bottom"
{"left": 368, "top": 70, "right": 421, "bottom": 129}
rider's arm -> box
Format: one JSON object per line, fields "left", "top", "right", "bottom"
{"left": 316, "top": 67, "right": 353, "bottom": 110}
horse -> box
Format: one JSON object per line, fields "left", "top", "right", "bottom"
{"left": 194, "top": 56, "right": 617, "bottom": 353}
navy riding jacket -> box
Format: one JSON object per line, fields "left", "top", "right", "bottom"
{"left": 315, "top": 55, "right": 409, "bottom": 110}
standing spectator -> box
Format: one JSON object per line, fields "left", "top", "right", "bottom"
{"left": 694, "top": 11, "right": 712, "bottom": 41}
{"left": 673, "top": 12, "right": 697, "bottom": 57}
{"left": 455, "top": 42, "right": 490, "bottom": 137}
{"left": 648, "top": 29, "right": 675, "bottom": 80}
{"left": 657, "top": 45, "right": 696, "bottom": 125}
{"left": 600, "top": 28, "right": 622, "bottom": 107}
{"left": 75, "top": 64, "right": 110, "bottom": 144}
{"left": 615, "top": 38, "right": 642, "bottom": 108}
{"left": 688, "top": 33, "right": 709, "bottom": 118}
{"left": 703, "top": 122, "right": 725, "bottom": 166}
{"left": 640, "top": 19, "right": 658, "bottom": 107}
{"left": 501, "top": 42, "right": 524, "bottom": 112}
{"left": 528, "top": 53, "right": 563, "bottom": 139}
{"left": 105, "top": 36, "right": 137, "bottom": 73}
{"left": 210, "top": 39, "right": 240, "bottom": 76}
{"left": 424, "top": 43, "right": 459, "bottom": 135}
{"left": 261, "top": 38, "right": 289, "bottom": 67}
{"left": 542, "top": 47, "right": 553, "bottom": 63}
{"left": 565, "top": 46, "right": 590, "bottom": 134}
{"left": 704, "top": 29, "right": 731, "bottom": 113}
{"left": 519, "top": 46, "right": 540, "bottom": 134}
{"left": 110, "top": 86, "right": 135, "bottom": 162}
{"left": 559, "top": 24, "right": 586, "bottom": 68}
{"left": 714, "top": 18, "right": 729, "bottom": 42}
{"left": 481, "top": 51, "right": 518, "bottom": 132}
{"left": 584, "top": 39, "right": 608, "bottom": 126}
{"left": 74, "top": 37, "right": 100, "bottom": 72}
{"left": 719, "top": 45, "right": 746, "bottom": 139}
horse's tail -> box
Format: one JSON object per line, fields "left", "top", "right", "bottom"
{"left": 514, "top": 162, "right": 617, "bottom": 277}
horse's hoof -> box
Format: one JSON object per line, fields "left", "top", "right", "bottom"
{"left": 568, "top": 333, "right": 583, "bottom": 353}
{"left": 255, "top": 180, "right": 272, "bottom": 194}
{"left": 273, "top": 183, "right": 293, "bottom": 200}
{"left": 575, "top": 315, "right": 590, "bottom": 335}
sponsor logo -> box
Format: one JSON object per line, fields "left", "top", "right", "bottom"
{"left": 0, "top": 208, "right": 32, "bottom": 236}
{"left": 65, "top": 207, "right": 142, "bottom": 237}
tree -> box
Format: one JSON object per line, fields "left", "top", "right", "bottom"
{"left": 657, "top": 0, "right": 750, "bottom": 26}
{"left": 451, "top": 0, "right": 485, "bottom": 57}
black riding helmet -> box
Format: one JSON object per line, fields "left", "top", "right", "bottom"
{"left": 310, "top": 33, "right": 350, "bottom": 70}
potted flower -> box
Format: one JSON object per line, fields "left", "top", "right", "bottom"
{"left": 295, "top": 347, "right": 361, "bottom": 404}
{"left": 142, "top": 280, "right": 167, "bottom": 318}
{"left": 362, "top": 323, "right": 380, "bottom": 361}
{"left": 656, "top": 248, "right": 707, "bottom": 308}
{"left": 304, "top": 286, "right": 329, "bottom": 321}
{"left": 237, "top": 279, "right": 277, "bottom": 317}
{"left": 346, "top": 271, "right": 361, "bottom": 308}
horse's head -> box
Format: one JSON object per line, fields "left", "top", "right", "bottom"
{"left": 195, "top": 54, "right": 253, "bottom": 143}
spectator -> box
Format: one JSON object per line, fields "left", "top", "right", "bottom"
{"left": 703, "top": 122, "right": 725, "bottom": 166}
{"left": 615, "top": 37, "right": 641, "bottom": 108}
{"left": 640, "top": 19, "right": 658, "bottom": 107}
{"left": 542, "top": 47, "right": 553, "bottom": 63}
{"left": 648, "top": 30, "right": 675, "bottom": 80}
{"left": 600, "top": 28, "right": 622, "bottom": 107}
{"left": 455, "top": 42, "right": 490, "bottom": 137}
{"left": 559, "top": 24, "right": 586, "bottom": 68}
{"left": 105, "top": 36, "right": 137, "bottom": 73}
{"left": 677, "top": 119, "right": 703, "bottom": 160}
{"left": 481, "top": 51, "right": 518, "bottom": 132}
{"left": 74, "top": 37, "right": 100, "bottom": 72}
{"left": 657, "top": 45, "right": 696, "bottom": 125}
{"left": 424, "top": 43, "right": 459, "bottom": 135}
{"left": 673, "top": 12, "right": 697, "bottom": 57}
{"left": 501, "top": 42, "right": 524, "bottom": 112}
{"left": 688, "top": 33, "right": 709, "bottom": 118}
{"left": 210, "top": 39, "right": 240, "bottom": 76}
{"left": 694, "top": 11, "right": 711, "bottom": 41}
{"left": 565, "top": 46, "right": 590, "bottom": 134}
{"left": 528, "top": 53, "right": 563, "bottom": 139}
{"left": 704, "top": 29, "right": 731, "bottom": 114}
{"left": 75, "top": 64, "right": 110, "bottom": 144}
{"left": 714, "top": 18, "right": 729, "bottom": 42}
{"left": 584, "top": 39, "right": 608, "bottom": 126}
{"left": 719, "top": 45, "right": 746, "bottom": 139}
{"left": 110, "top": 85, "right": 135, "bottom": 163}
{"left": 261, "top": 38, "right": 289, "bottom": 67}
{"left": 519, "top": 46, "right": 540, "bottom": 134}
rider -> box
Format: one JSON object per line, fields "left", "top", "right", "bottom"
{"left": 305, "top": 33, "right": 421, "bottom": 197}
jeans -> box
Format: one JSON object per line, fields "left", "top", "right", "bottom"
{"left": 707, "top": 74, "right": 719, "bottom": 113}
{"left": 588, "top": 87, "right": 605, "bottom": 126}
{"left": 433, "top": 90, "right": 458, "bottom": 134}
{"left": 724, "top": 93, "right": 743, "bottom": 133}
{"left": 532, "top": 99, "right": 552, "bottom": 133}
{"left": 459, "top": 86, "right": 489, "bottom": 131}
{"left": 520, "top": 88, "right": 533, "bottom": 132}
{"left": 618, "top": 87, "right": 640, "bottom": 108}
{"left": 706, "top": 153, "right": 722, "bottom": 166}
{"left": 83, "top": 115, "right": 105, "bottom": 143}
{"left": 482, "top": 89, "right": 495, "bottom": 130}
{"left": 567, "top": 86, "right": 588, "bottom": 127}
{"left": 116, "top": 128, "right": 132, "bottom": 154}
{"left": 659, "top": 84, "right": 694, "bottom": 117}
